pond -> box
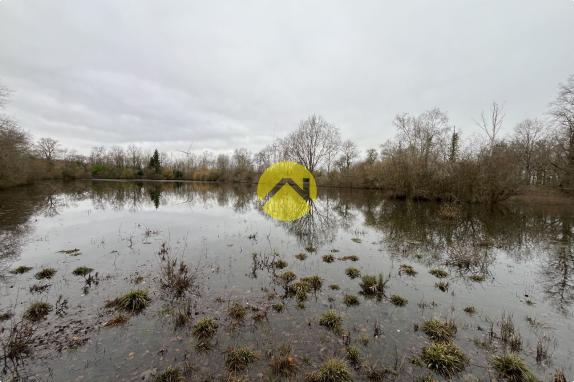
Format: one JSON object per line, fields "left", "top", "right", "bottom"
{"left": 0, "top": 180, "right": 573, "bottom": 381}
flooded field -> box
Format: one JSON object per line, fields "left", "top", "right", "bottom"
{"left": 1, "top": 180, "right": 573, "bottom": 381}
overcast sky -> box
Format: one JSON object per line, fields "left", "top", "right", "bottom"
{"left": 1, "top": 0, "right": 573, "bottom": 156}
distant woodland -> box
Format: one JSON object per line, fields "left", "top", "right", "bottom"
{"left": 1, "top": 74, "right": 574, "bottom": 204}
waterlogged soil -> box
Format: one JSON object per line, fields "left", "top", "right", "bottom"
{"left": 1, "top": 181, "right": 573, "bottom": 381}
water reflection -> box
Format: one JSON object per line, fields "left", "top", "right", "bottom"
{"left": 1, "top": 180, "right": 574, "bottom": 314}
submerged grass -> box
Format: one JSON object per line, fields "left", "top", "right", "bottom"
{"left": 490, "top": 353, "right": 538, "bottom": 382}
{"left": 23, "top": 302, "right": 52, "bottom": 322}
{"left": 420, "top": 341, "right": 468, "bottom": 377}
{"left": 107, "top": 289, "right": 151, "bottom": 313}
{"left": 305, "top": 358, "right": 352, "bottom": 382}
{"left": 225, "top": 346, "right": 259, "bottom": 372}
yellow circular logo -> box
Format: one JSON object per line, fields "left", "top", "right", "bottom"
{"left": 257, "top": 161, "right": 317, "bottom": 222}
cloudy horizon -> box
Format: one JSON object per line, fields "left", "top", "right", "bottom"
{"left": 1, "top": 0, "right": 573, "bottom": 157}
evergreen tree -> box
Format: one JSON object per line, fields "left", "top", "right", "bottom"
{"left": 149, "top": 149, "right": 161, "bottom": 174}
{"left": 449, "top": 128, "right": 459, "bottom": 162}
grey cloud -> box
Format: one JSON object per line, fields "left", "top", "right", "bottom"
{"left": 1, "top": 0, "right": 573, "bottom": 155}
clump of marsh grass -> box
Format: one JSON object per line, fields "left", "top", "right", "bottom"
{"left": 346, "top": 346, "right": 361, "bottom": 368}
{"left": 72, "top": 266, "right": 93, "bottom": 276}
{"left": 160, "top": 258, "right": 196, "bottom": 299}
{"left": 228, "top": 302, "right": 247, "bottom": 321}
{"left": 469, "top": 274, "right": 486, "bottom": 282}
{"left": 0, "top": 311, "right": 14, "bottom": 321}
{"left": 420, "top": 341, "right": 468, "bottom": 377}
{"left": 536, "top": 334, "right": 552, "bottom": 364}
{"left": 345, "top": 267, "right": 360, "bottom": 279}
{"left": 225, "top": 346, "right": 259, "bottom": 372}
{"left": 9, "top": 266, "right": 33, "bottom": 275}
{"left": 351, "top": 238, "right": 362, "bottom": 243}
{"left": 343, "top": 295, "right": 360, "bottom": 307}
{"left": 192, "top": 317, "right": 218, "bottom": 339}
{"left": 435, "top": 281, "right": 449, "bottom": 292}
{"left": 278, "top": 271, "right": 297, "bottom": 286}
{"left": 272, "top": 303, "right": 284, "bottom": 313}
{"left": 322, "top": 254, "right": 335, "bottom": 263}
{"left": 289, "top": 280, "right": 312, "bottom": 302}
{"left": 390, "top": 295, "right": 407, "bottom": 306}
{"left": 301, "top": 275, "right": 323, "bottom": 292}
{"left": 58, "top": 248, "right": 81, "bottom": 256}
{"left": 319, "top": 310, "right": 342, "bottom": 333}
{"left": 490, "top": 353, "right": 537, "bottom": 382}
{"left": 23, "top": 302, "right": 52, "bottom": 322}
{"left": 107, "top": 289, "right": 151, "bottom": 313}
{"left": 154, "top": 366, "right": 183, "bottom": 382}
{"left": 305, "top": 358, "right": 352, "bottom": 382}
{"left": 553, "top": 369, "right": 566, "bottom": 382}
{"left": 429, "top": 269, "right": 448, "bottom": 278}
{"left": 295, "top": 253, "right": 307, "bottom": 261}
{"left": 0, "top": 319, "right": 36, "bottom": 363}
{"left": 421, "top": 319, "right": 457, "bottom": 342}
{"left": 329, "top": 284, "right": 340, "bottom": 290}
{"left": 34, "top": 268, "right": 56, "bottom": 280}
{"left": 463, "top": 306, "right": 476, "bottom": 314}
{"left": 500, "top": 313, "right": 522, "bottom": 352}
{"left": 340, "top": 255, "right": 359, "bottom": 261}
{"left": 274, "top": 259, "right": 288, "bottom": 269}
{"left": 359, "top": 273, "right": 390, "bottom": 296}
{"left": 399, "top": 264, "right": 417, "bottom": 276}
{"left": 269, "top": 345, "right": 298, "bottom": 377}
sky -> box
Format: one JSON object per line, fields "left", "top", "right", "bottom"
{"left": 1, "top": 0, "right": 573, "bottom": 157}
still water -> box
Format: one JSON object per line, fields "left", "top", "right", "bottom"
{"left": 0, "top": 181, "right": 573, "bottom": 381}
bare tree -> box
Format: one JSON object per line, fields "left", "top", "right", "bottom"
{"left": 282, "top": 114, "right": 341, "bottom": 173}
{"left": 513, "top": 118, "right": 544, "bottom": 184}
{"left": 35, "top": 137, "right": 60, "bottom": 161}
{"left": 339, "top": 139, "right": 359, "bottom": 170}
{"left": 550, "top": 74, "right": 574, "bottom": 189}
{"left": 478, "top": 102, "right": 505, "bottom": 152}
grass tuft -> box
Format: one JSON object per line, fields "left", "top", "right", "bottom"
{"left": 469, "top": 274, "right": 486, "bottom": 282}
{"left": 490, "top": 353, "right": 538, "bottom": 382}
{"left": 435, "top": 281, "right": 449, "bottom": 292}
{"left": 421, "top": 319, "right": 457, "bottom": 342}
{"left": 463, "top": 306, "right": 476, "bottom": 314}
{"left": 23, "top": 302, "right": 52, "bottom": 322}
{"left": 343, "top": 294, "right": 360, "bottom": 307}
{"left": 346, "top": 346, "right": 361, "bottom": 367}
{"left": 319, "top": 310, "right": 343, "bottom": 333}
{"left": 399, "top": 264, "right": 417, "bottom": 276}
{"left": 390, "top": 295, "right": 408, "bottom": 306}
{"left": 420, "top": 341, "right": 468, "bottom": 377}
{"left": 345, "top": 267, "right": 361, "bottom": 279}
{"left": 154, "top": 366, "right": 183, "bottom": 382}
{"left": 34, "top": 268, "right": 56, "bottom": 280}
{"left": 301, "top": 275, "right": 323, "bottom": 291}
{"left": 274, "top": 259, "right": 288, "bottom": 269}
{"left": 10, "top": 266, "right": 33, "bottom": 274}
{"left": 429, "top": 269, "right": 448, "bottom": 278}
{"left": 269, "top": 345, "right": 298, "bottom": 377}
{"left": 72, "top": 266, "right": 93, "bottom": 276}
{"left": 305, "top": 358, "right": 352, "bottom": 382}
{"left": 295, "top": 253, "right": 308, "bottom": 261}
{"left": 322, "top": 254, "right": 335, "bottom": 263}
{"left": 228, "top": 302, "right": 247, "bottom": 320}
{"left": 107, "top": 289, "right": 151, "bottom": 313}
{"left": 192, "top": 317, "right": 218, "bottom": 339}
{"left": 225, "top": 346, "right": 259, "bottom": 372}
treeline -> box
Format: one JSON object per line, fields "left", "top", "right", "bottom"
{"left": 1, "top": 74, "right": 574, "bottom": 204}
